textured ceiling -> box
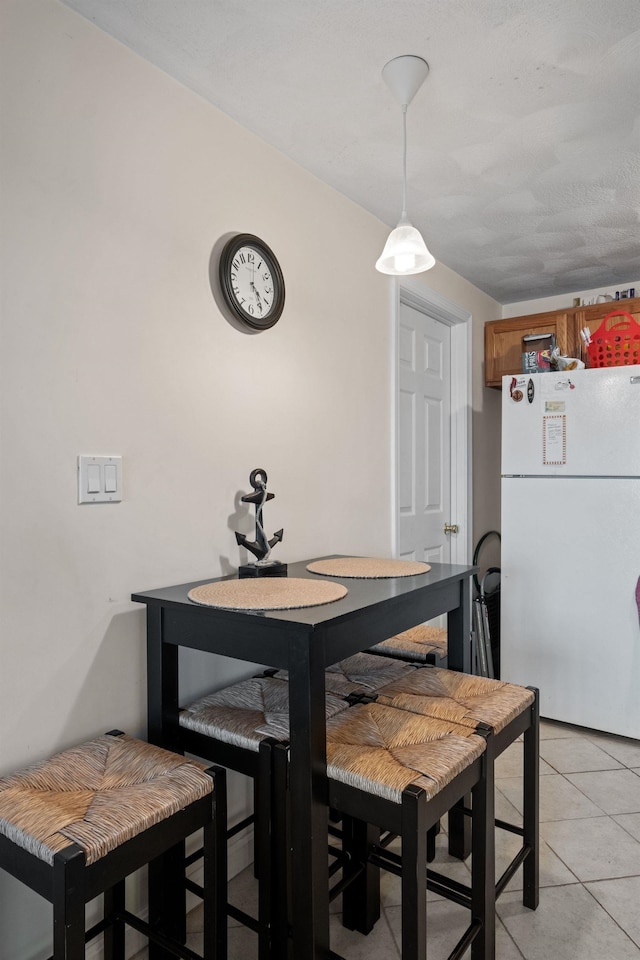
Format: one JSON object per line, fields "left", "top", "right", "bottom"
{"left": 60, "top": 0, "right": 640, "bottom": 303}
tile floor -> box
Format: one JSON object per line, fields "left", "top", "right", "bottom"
{"left": 136, "top": 718, "right": 640, "bottom": 959}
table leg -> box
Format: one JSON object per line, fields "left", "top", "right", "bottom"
{"left": 146, "top": 606, "right": 184, "bottom": 959}
{"left": 446, "top": 576, "right": 472, "bottom": 674}
{"left": 287, "top": 641, "right": 330, "bottom": 960}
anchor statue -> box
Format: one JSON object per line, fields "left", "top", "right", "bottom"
{"left": 235, "top": 468, "right": 287, "bottom": 578}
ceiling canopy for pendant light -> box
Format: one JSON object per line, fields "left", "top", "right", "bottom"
{"left": 375, "top": 55, "right": 435, "bottom": 276}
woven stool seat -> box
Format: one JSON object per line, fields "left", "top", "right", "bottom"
{"left": 0, "top": 731, "right": 226, "bottom": 960}
{"left": 370, "top": 624, "right": 448, "bottom": 663}
{"left": 376, "top": 666, "right": 534, "bottom": 734}
{"left": 326, "top": 702, "right": 485, "bottom": 804}
{"left": 324, "top": 652, "right": 417, "bottom": 696}
{"left": 180, "top": 675, "right": 349, "bottom": 750}
{"left": 273, "top": 652, "right": 416, "bottom": 698}
{"left": 0, "top": 733, "right": 212, "bottom": 866}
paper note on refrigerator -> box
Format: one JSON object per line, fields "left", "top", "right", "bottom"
{"left": 543, "top": 415, "right": 566, "bottom": 465}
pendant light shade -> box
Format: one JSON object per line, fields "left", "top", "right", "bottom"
{"left": 375, "top": 216, "right": 435, "bottom": 275}
{"left": 375, "top": 55, "right": 435, "bottom": 276}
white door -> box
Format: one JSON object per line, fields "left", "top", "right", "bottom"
{"left": 397, "top": 301, "right": 452, "bottom": 564}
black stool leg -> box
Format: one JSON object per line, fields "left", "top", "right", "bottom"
{"left": 253, "top": 778, "right": 261, "bottom": 880}
{"left": 341, "top": 816, "right": 380, "bottom": 935}
{"left": 257, "top": 739, "right": 274, "bottom": 960}
{"left": 53, "top": 846, "right": 85, "bottom": 960}
{"left": 271, "top": 742, "right": 292, "bottom": 960}
{"left": 149, "top": 840, "right": 187, "bottom": 960}
{"left": 401, "top": 785, "right": 427, "bottom": 960}
{"left": 204, "top": 766, "right": 228, "bottom": 960}
{"left": 522, "top": 689, "right": 539, "bottom": 910}
{"left": 103, "top": 880, "right": 126, "bottom": 960}
{"left": 448, "top": 794, "right": 471, "bottom": 860}
{"left": 471, "top": 736, "right": 495, "bottom": 960}
{"left": 426, "top": 823, "right": 438, "bottom": 862}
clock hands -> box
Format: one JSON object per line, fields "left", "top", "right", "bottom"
{"left": 250, "top": 280, "right": 264, "bottom": 313}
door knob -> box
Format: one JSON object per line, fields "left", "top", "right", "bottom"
{"left": 444, "top": 523, "right": 459, "bottom": 534}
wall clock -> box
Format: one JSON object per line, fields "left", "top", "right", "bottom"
{"left": 219, "top": 233, "right": 285, "bottom": 330}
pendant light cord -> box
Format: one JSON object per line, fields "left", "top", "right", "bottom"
{"left": 401, "top": 103, "right": 408, "bottom": 220}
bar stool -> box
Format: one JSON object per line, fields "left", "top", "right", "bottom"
{"left": 324, "top": 702, "right": 495, "bottom": 960}
{"left": 371, "top": 665, "right": 539, "bottom": 907}
{"left": 0, "top": 731, "right": 227, "bottom": 960}
{"left": 178, "top": 674, "right": 351, "bottom": 959}
{"left": 369, "top": 624, "right": 448, "bottom": 664}
{"left": 279, "top": 651, "right": 537, "bottom": 903}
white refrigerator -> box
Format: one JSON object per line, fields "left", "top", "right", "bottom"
{"left": 501, "top": 365, "right": 640, "bottom": 738}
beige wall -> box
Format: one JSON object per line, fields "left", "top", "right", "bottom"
{"left": 0, "top": 1, "right": 500, "bottom": 954}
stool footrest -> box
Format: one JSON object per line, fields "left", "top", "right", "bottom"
{"left": 84, "top": 915, "right": 112, "bottom": 943}
{"left": 496, "top": 843, "right": 532, "bottom": 899}
{"left": 447, "top": 919, "right": 482, "bottom": 960}
{"left": 227, "top": 903, "right": 260, "bottom": 933}
{"left": 426, "top": 869, "right": 472, "bottom": 910}
{"left": 495, "top": 816, "right": 524, "bottom": 836}
{"left": 121, "top": 909, "right": 202, "bottom": 960}
{"left": 329, "top": 860, "right": 366, "bottom": 903}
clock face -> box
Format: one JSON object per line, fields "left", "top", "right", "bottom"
{"left": 219, "top": 234, "right": 285, "bottom": 330}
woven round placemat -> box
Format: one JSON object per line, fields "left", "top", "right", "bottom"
{"left": 188, "top": 577, "right": 348, "bottom": 611}
{"left": 306, "top": 557, "right": 431, "bottom": 579}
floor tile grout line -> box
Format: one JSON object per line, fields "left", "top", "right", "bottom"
{"left": 611, "top": 814, "right": 640, "bottom": 844}
{"left": 585, "top": 873, "right": 640, "bottom": 885}
{"left": 532, "top": 833, "right": 588, "bottom": 886}
{"left": 562, "top": 766, "right": 640, "bottom": 818}
{"left": 496, "top": 912, "right": 527, "bottom": 960}
{"left": 581, "top": 880, "right": 640, "bottom": 952}
{"left": 379, "top": 903, "right": 402, "bottom": 959}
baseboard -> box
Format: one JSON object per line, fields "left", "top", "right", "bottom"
{"left": 84, "top": 827, "right": 254, "bottom": 960}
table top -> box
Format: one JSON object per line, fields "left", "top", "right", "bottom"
{"left": 132, "top": 558, "right": 476, "bottom": 670}
{"left": 131, "top": 556, "right": 476, "bottom": 628}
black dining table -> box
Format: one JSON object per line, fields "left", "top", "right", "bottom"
{"left": 132, "top": 556, "right": 476, "bottom": 960}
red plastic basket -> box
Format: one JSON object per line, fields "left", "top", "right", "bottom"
{"left": 587, "top": 309, "right": 640, "bottom": 368}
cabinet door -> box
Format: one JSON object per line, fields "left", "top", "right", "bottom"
{"left": 484, "top": 312, "right": 571, "bottom": 387}
{"left": 574, "top": 298, "right": 640, "bottom": 365}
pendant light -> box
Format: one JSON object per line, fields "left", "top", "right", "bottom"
{"left": 375, "top": 55, "right": 435, "bottom": 276}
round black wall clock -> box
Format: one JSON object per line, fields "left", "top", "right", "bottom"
{"left": 219, "top": 233, "right": 285, "bottom": 330}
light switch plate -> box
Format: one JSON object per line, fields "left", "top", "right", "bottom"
{"left": 78, "top": 455, "right": 123, "bottom": 503}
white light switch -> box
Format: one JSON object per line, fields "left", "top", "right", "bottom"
{"left": 104, "top": 463, "right": 117, "bottom": 493}
{"left": 87, "top": 463, "right": 101, "bottom": 494}
{"left": 78, "top": 455, "right": 122, "bottom": 503}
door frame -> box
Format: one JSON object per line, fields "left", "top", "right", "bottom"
{"left": 391, "top": 280, "right": 472, "bottom": 565}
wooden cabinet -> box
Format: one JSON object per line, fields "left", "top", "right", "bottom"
{"left": 485, "top": 297, "right": 640, "bottom": 387}
{"left": 484, "top": 311, "right": 572, "bottom": 388}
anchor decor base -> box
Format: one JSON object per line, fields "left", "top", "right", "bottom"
{"left": 239, "top": 561, "right": 288, "bottom": 579}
